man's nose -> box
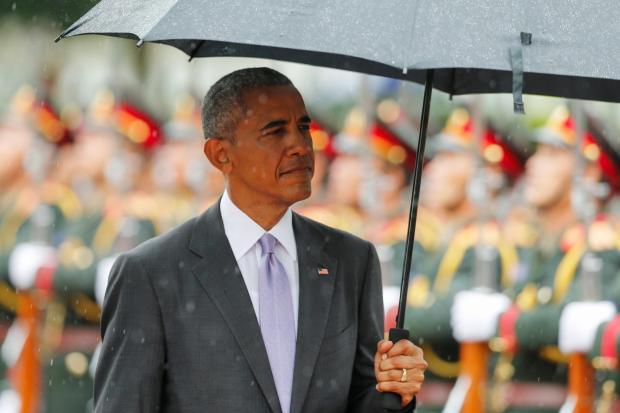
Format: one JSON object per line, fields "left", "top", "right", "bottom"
{"left": 286, "top": 128, "right": 312, "bottom": 157}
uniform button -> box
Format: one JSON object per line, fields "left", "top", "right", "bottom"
{"left": 537, "top": 286, "right": 553, "bottom": 305}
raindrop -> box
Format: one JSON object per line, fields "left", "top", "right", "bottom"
{"left": 12, "top": 2, "right": 16, "bottom": 11}
{"left": 185, "top": 300, "right": 196, "bottom": 313}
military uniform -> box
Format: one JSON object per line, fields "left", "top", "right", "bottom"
{"left": 38, "top": 101, "right": 163, "bottom": 413}
{"left": 41, "top": 199, "right": 157, "bottom": 413}
{"left": 295, "top": 118, "right": 369, "bottom": 237}
{"left": 399, "top": 108, "right": 523, "bottom": 412}
{"left": 0, "top": 90, "right": 81, "bottom": 410}
{"left": 488, "top": 107, "right": 620, "bottom": 413}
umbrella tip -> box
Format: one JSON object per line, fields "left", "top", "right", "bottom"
{"left": 402, "top": 67, "right": 408, "bottom": 75}
{"left": 137, "top": 39, "right": 144, "bottom": 47}
{"left": 54, "top": 34, "right": 63, "bottom": 43}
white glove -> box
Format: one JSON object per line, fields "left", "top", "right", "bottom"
{"left": 559, "top": 301, "right": 616, "bottom": 354}
{"left": 95, "top": 256, "right": 118, "bottom": 306}
{"left": 0, "top": 389, "right": 20, "bottom": 413}
{"left": 451, "top": 290, "right": 511, "bottom": 342}
{"left": 8, "top": 242, "right": 56, "bottom": 290}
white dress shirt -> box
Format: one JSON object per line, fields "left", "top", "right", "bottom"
{"left": 220, "top": 191, "right": 299, "bottom": 329}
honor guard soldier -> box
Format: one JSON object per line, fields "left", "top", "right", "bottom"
{"left": 400, "top": 108, "right": 522, "bottom": 412}
{"left": 9, "top": 96, "right": 161, "bottom": 413}
{"left": 149, "top": 99, "right": 202, "bottom": 232}
{"left": 363, "top": 117, "right": 417, "bottom": 310}
{"left": 297, "top": 109, "right": 367, "bottom": 237}
{"left": 452, "top": 105, "right": 620, "bottom": 413}
{"left": 4, "top": 90, "right": 76, "bottom": 413}
{"left": 164, "top": 93, "right": 225, "bottom": 210}
{"left": 556, "top": 116, "right": 620, "bottom": 413}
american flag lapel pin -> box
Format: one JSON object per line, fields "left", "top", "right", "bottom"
{"left": 318, "top": 267, "right": 329, "bottom": 276}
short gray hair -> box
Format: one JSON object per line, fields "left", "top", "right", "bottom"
{"left": 201, "top": 67, "right": 294, "bottom": 140}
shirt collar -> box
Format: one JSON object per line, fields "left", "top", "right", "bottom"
{"left": 220, "top": 190, "right": 297, "bottom": 261}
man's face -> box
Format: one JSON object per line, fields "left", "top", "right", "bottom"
{"left": 220, "top": 85, "right": 315, "bottom": 206}
{"left": 327, "top": 155, "right": 363, "bottom": 207}
{"left": 73, "top": 131, "right": 116, "bottom": 182}
{"left": 524, "top": 144, "right": 574, "bottom": 209}
{"left": 421, "top": 151, "right": 475, "bottom": 211}
{"left": 0, "top": 125, "right": 30, "bottom": 189}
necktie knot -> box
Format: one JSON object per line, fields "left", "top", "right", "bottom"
{"left": 259, "top": 233, "right": 277, "bottom": 256}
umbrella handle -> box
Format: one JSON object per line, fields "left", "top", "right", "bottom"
{"left": 381, "top": 328, "right": 413, "bottom": 411}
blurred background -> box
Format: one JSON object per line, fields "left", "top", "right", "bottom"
{"left": 2, "top": 2, "right": 620, "bottom": 413}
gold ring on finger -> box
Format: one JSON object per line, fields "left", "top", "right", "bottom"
{"left": 400, "top": 368, "right": 408, "bottom": 383}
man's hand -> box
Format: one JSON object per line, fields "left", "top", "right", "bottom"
{"left": 374, "top": 339, "right": 427, "bottom": 407}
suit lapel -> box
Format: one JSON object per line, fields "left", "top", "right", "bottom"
{"left": 189, "top": 203, "right": 281, "bottom": 413}
{"left": 290, "top": 214, "right": 338, "bottom": 413}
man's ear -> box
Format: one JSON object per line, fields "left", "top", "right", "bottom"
{"left": 204, "top": 138, "right": 232, "bottom": 174}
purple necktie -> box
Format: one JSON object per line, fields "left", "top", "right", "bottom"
{"left": 258, "top": 233, "right": 296, "bottom": 413}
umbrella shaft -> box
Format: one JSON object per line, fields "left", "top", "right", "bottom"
{"left": 395, "top": 69, "right": 434, "bottom": 329}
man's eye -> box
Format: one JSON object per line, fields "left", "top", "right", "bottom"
{"left": 299, "top": 124, "right": 311, "bottom": 132}
{"left": 263, "top": 128, "right": 285, "bottom": 136}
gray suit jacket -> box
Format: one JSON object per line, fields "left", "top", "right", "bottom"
{"left": 94, "top": 202, "right": 415, "bottom": 412}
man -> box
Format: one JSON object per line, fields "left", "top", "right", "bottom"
{"left": 94, "top": 67, "right": 426, "bottom": 413}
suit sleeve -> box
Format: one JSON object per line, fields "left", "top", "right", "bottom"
{"left": 94, "top": 253, "right": 166, "bottom": 413}
{"left": 347, "top": 242, "right": 415, "bottom": 413}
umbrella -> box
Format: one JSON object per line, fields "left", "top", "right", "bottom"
{"left": 58, "top": 0, "right": 620, "bottom": 103}
{"left": 58, "top": 1, "right": 620, "bottom": 409}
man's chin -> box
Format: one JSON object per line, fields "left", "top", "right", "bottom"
{"left": 282, "top": 184, "right": 312, "bottom": 205}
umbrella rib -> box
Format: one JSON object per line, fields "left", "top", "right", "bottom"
{"left": 188, "top": 40, "right": 206, "bottom": 62}
{"left": 136, "top": 0, "right": 181, "bottom": 46}
{"left": 402, "top": 1, "right": 423, "bottom": 73}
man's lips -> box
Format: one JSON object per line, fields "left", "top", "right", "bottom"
{"left": 280, "top": 166, "right": 313, "bottom": 176}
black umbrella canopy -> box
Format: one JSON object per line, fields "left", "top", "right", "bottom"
{"left": 60, "top": 0, "right": 620, "bottom": 102}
